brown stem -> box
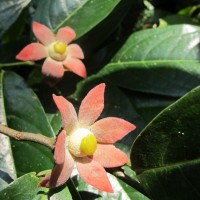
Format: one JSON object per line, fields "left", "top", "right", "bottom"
{"left": 0, "top": 124, "right": 56, "bottom": 149}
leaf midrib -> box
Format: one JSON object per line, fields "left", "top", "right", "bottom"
{"left": 107, "top": 59, "right": 200, "bottom": 67}
{"left": 136, "top": 157, "right": 200, "bottom": 173}
{"left": 53, "top": 0, "right": 89, "bottom": 32}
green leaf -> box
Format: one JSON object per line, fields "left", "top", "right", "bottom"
{"left": 130, "top": 86, "right": 200, "bottom": 199}
{"left": 3, "top": 71, "right": 55, "bottom": 176}
{"left": 0, "top": 0, "right": 31, "bottom": 37}
{"left": 163, "top": 14, "right": 199, "bottom": 25}
{"left": 75, "top": 24, "right": 200, "bottom": 97}
{"left": 34, "top": 0, "right": 120, "bottom": 39}
{"left": 127, "top": 92, "right": 176, "bottom": 124}
{"left": 77, "top": 0, "right": 134, "bottom": 55}
{"left": 46, "top": 112, "right": 62, "bottom": 135}
{"left": 0, "top": 71, "right": 16, "bottom": 191}
{"left": 0, "top": 172, "right": 73, "bottom": 200}
{"left": 0, "top": 173, "right": 45, "bottom": 200}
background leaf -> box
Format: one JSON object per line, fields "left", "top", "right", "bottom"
{"left": 0, "top": 71, "right": 16, "bottom": 191}
{"left": 34, "top": 0, "right": 120, "bottom": 39}
{"left": 75, "top": 24, "right": 200, "bottom": 97}
{"left": 0, "top": 0, "right": 31, "bottom": 37}
{"left": 77, "top": 0, "right": 135, "bottom": 57}
{"left": 130, "top": 86, "right": 200, "bottom": 199}
{"left": 46, "top": 112, "right": 62, "bottom": 135}
{"left": 3, "top": 71, "right": 55, "bottom": 176}
{"left": 126, "top": 92, "right": 176, "bottom": 124}
{"left": 0, "top": 172, "right": 73, "bottom": 200}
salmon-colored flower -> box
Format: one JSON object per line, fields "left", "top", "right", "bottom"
{"left": 39, "top": 83, "right": 136, "bottom": 192}
{"left": 16, "top": 21, "right": 86, "bottom": 81}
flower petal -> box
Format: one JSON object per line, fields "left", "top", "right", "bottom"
{"left": 76, "top": 157, "right": 113, "bottom": 193}
{"left": 78, "top": 83, "right": 105, "bottom": 126}
{"left": 53, "top": 94, "right": 77, "bottom": 131}
{"left": 54, "top": 130, "right": 66, "bottom": 165}
{"left": 93, "top": 144, "right": 128, "bottom": 168}
{"left": 42, "top": 58, "right": 64, "bottom": 79}
{"left": 33, "top": 21, "right": 55, "bottom": 45}
{"left": 68, "top": 44, "right": 84, "bottom": 59}
{"left": 56, "top": 26, "right": 76, "bottom": 44}
{"left": 16, "top": 43, "right": 47, "bottom": 61}
{"left": 91, "top": 117, "right": 136, "bottom": 143}
{"left": 39, "top": 150, "right": 74, "bottom": 188}
{"left": 63, "top": 57, "right": 86, "bottom": 78}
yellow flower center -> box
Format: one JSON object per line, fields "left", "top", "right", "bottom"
{"left": 48, "top": 41, "right": 67, "bottom": 61}
{"left": 53, "top": 41, "right": 67, "bottom": 54}
{"left": 80, "top": 134, "right": 97, "bottom": 155}
{"left": 68, "top": 128, "right": 97, "bottom": 157}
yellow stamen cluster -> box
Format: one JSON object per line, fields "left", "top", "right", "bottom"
{"left": 48, "top": 41, "right": 67, "bottom": 61}
{"left": 80, "top": 134, "right": 97, "bottom": 155}
{"left": 53, "top": 41, "right": 67, "bottom": 54}
{"left": 68, "top": 128, "right": 97, "bottom": 157}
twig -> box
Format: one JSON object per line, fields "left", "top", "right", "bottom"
{"left": 0, "top": 124, "right": 56, "bottom": 149}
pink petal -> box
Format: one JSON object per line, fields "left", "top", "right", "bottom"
{"left": 91, "top": 117, "right": 136, "bottom": 143}
{"left": 53, "top": 94, "right": 77, "bottom": 131}
{"left": 39, "top": 150, "right": 74, "bottom": 188}
{"left": 54, "top": 130, "right": 66, "bottom": 165}
{"left": 93, "top": 144, "right": 128, "bottom": 168}
{"left": 16, "top": 43, "right": 47, "bottom": 61}
{"left": 76, "top": 157, "right": 113, "bottom": 193}
{"left": 63, "top": 57, "right": 86, "bottom": 78}
{"left": 56, "top": 26, "right": 76, "bottom": 44}
{"left": 42, "top": 58, "right": 64, "bottom": 79}
{"left": 78, "top": 84, "right": 105, "bottom": 126}
{"left": 68, "top": 44, "right": 84, "bottom": 59}
{"left": 33, "top": 21, "right": 55, "bottom": 45}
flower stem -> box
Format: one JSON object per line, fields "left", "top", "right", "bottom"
{"left": 0, "top": 124, "right": 56, "bottom": 149}
{"left": 0, "top": 61, "right": 35, "bottom": 68}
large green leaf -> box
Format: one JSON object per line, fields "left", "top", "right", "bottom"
{"left": 0, "top": 71, "right": 16, "bottom": 191}
{"left": 3, "top": 71, "right": 55, "bottom": 176}
{"left": 77, "top": 0, "right": 134, "bottom": 56}
{"left": 126, "top": 92, "right": 176, "bottom": 124}
{"left": 34, "top": 0, "right": 120, "bottom": 38}
{"left": 46, "top": 112, "right": 62, "bottom": 135}
{"left": 0, "top": 0, "right": 31, "bottom": 37}
{"left": 130, "top": 86, "right": 200, "bottom": 199}
{"left": 75, "top": 24, "right": 200, "bottom": 97}
{"left": 163, "top": 14, "right": 199, "bottom": 25}
{"left": 0, "top": 172, "right": 72, "bottom": 200}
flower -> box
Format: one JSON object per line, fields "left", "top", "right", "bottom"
{"left": 16, "top": 21, "right": 86, "bottom": 81}
{"left": 38, "top": 83, "right": 136, "bottom": 192}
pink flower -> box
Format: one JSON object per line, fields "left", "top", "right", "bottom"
{"left": 39, "top": 83, "right": 136, "bottom": 192}
{"left": 16, "top": 21, "right": 86, "bottom": 81}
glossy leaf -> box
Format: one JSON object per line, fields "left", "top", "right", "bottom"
{"left": 163, "top": 14, "right": 199, "bottom": 25}
{"left": 75, "top": 24, "right": 200, "bottom": 97}
{"left": 78, "top": 0, "right": 134, "bottom": 55}
{"left": 34, "top": 0, "right": 120, "bottom": 39}
{"left": 131, "top": 86, "right": 200, "bottom": 199}
{"left": 127, "top": 92, "right": 176, "bottom": 124}
{"left": 0, "top": 0, "right": 31, "bottom": 37}
{"left": 0, "top": 71, "right": 16, "bottom": 191}
{"left": 0, "top": 172, "right": 72, "bottom": 200}
{"left": 3, "top": 71, "right": 55, "bottom": 176}
{"left": 46, "top": 113, "right": 62, "bottom": 135}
